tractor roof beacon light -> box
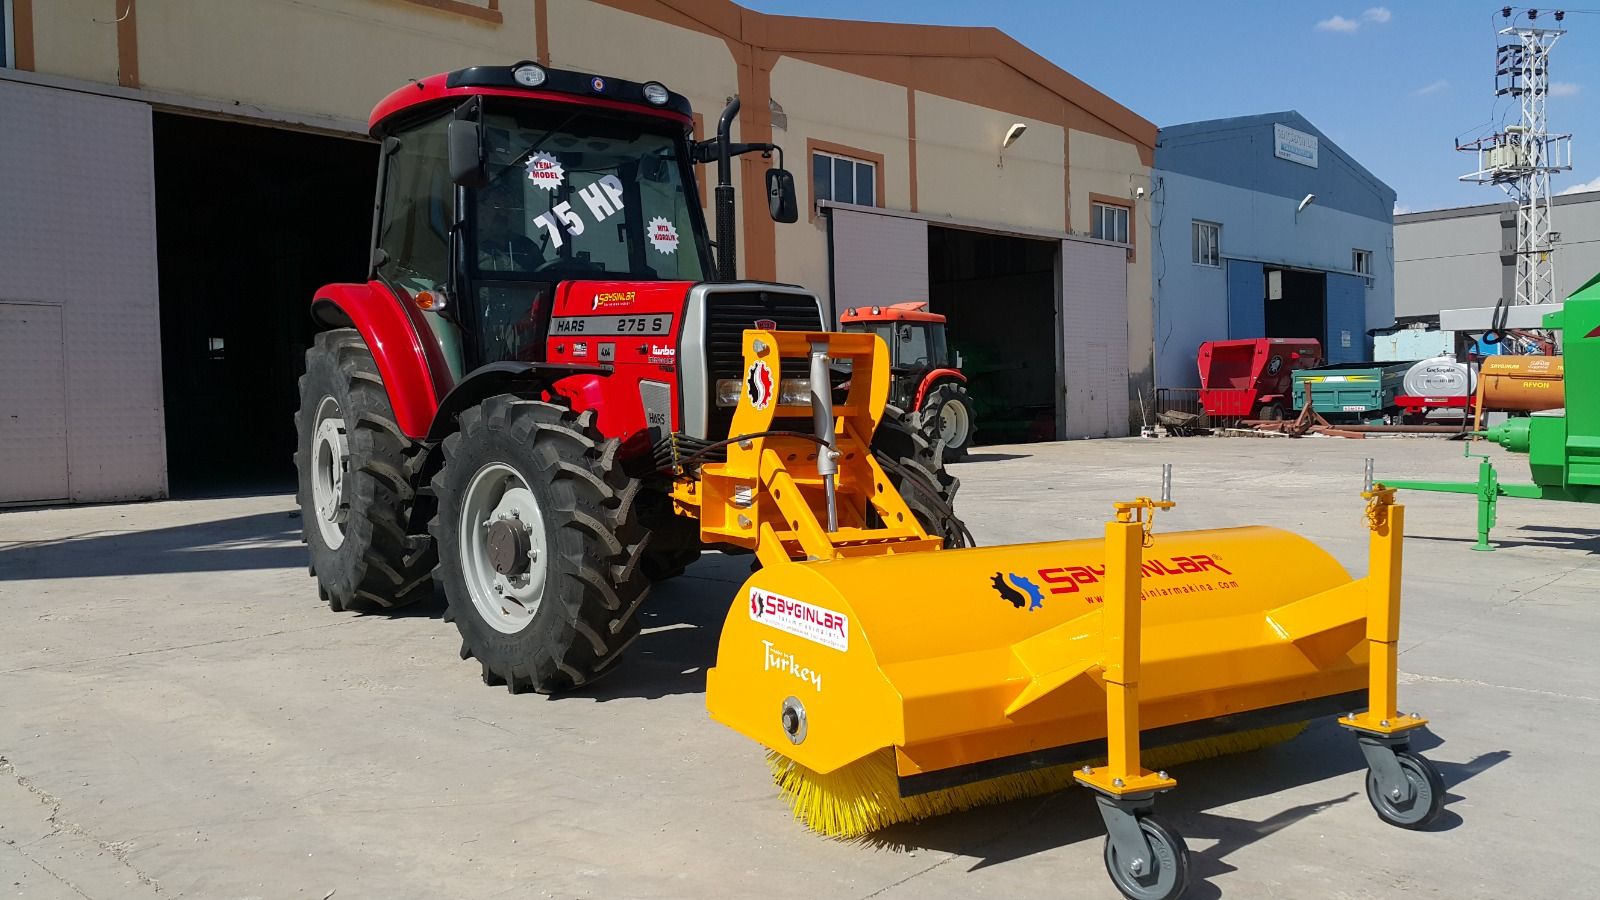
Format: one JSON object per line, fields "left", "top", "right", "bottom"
{"left": 642, "top": 82, "right": 670, "bottom": 106}
{"left": 511, "top": 63, "right": 547, "bottom": 87}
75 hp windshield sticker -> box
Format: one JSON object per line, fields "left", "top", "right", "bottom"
{"left": 748, "top": 588, "right": 848, "bottom": 652}
{"left": 530, "top": 174, "right": 626, "bottom": 250}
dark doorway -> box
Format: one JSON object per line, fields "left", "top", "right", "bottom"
{"left": 928, "top": 227, "right": 1058, "bottom": 444}
{"left": 154, "top": 113, "right": 376, "bottom": 495}
{"left": 1264, "top": 268, "right": 1326, "bottom": 346}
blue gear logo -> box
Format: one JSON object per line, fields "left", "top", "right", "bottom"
{"left": 990, "top": 572, "right": 1045, "bottom": 611}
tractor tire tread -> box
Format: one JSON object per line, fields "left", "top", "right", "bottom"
{"left": 296, "top": 328, "right": 435, "bottom": 612}
{"left": 433, "top": 395, "right": 650, "bottom": 694}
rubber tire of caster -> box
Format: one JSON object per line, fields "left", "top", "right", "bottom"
{"left": 915, "top": 382, "right": 976, "bottom": 462}
{"left": 1103, "top": 816, "right": 1191, "bottom": 900}
{"left": 1366, "top": 749, "right": 1446, "bottom": 830}
{"left": 432, "top": 396, "right": 651, "bottom": 694}
{"left": 872, "top": 405, "right": 970, "bottom": 548}
{"left": 295, "top": 328, "right": 436, "bottom": 612}
{"left": 1257, "top": 402, "right": 1286, "bottom": 422}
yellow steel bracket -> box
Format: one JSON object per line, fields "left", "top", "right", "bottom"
{"left": 1339, "top": 485, "right": 1428, "bottom": 737}
{"left": 1074, "top": 498, "right": 1179, "bottom": 798}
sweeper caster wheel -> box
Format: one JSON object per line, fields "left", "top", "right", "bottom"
{"left": 1364, "top": 748, "right": 1445, "bottom": 830}
{"left": 1103, "top": 816, "right": 1190, "bottom": 900}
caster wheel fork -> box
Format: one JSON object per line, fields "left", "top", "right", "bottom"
{"left": 1351, "top": 731, "right": 1446, "bottom": 830}
{"left": 1092, "top": 792, "right": 1191, "bottom": 900}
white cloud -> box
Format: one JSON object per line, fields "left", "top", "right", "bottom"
{"left": 1414, "top": 79, "right": 1449, "bottom": 96}
{"left": 1559, "top": 176, "right": 1600, "bottom": 195}
{"left": 1363, "top": 7, "right": 1393, "bottom": 23}
{"left": 1317, "top": 14, "right": 1361, "bottom": 33}
{"left": 1550, "top": 81, "right": 1581, "bottom": 97}
{"left": 1394, "top": 202, "right": 1413, "bottom": 214}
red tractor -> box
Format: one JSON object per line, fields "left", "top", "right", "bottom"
{"left": 295, "top": 62, "right": 964, "bottom": 693}
{"left": 839, "top": 302, "right": 974, "bottom": 460}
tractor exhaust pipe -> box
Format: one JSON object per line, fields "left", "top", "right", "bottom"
{"left": 810, "top": 342, "right": 840, "bottom": 531}
{"left": 714, "top": 96, "right": 740, "bottom": 282}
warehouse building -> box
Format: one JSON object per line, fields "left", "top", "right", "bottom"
{"left": 1151, "top": 112, "right": 1396, "bottom": 390}
{"left": 0, "top": 0, "right": 1155, "bottom": 505}
{"left": 1395, "top": 190, "right": 1600, "bottom": 320}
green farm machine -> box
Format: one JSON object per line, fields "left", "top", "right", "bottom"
{"left": 1385, "top": 273, "right": 1600, "bottom": 550}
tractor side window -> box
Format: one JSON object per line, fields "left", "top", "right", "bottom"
{"left": 898, "top": 323, "right": 931, "bottom": 368}
{"left": 376, "top": 115, "right": 453, "bottom": 297}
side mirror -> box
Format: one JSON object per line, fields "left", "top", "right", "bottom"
{"left": 766, "top": 167, "right": 798, "bottom": 223}
{"left": 447, "top": 119, "right": 488, "bottom": 189}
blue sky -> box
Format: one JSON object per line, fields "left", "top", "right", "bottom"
{"left": 744, "top": 1, "right": 1600, "bottom": 213}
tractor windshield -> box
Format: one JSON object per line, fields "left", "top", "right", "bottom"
{"left": 474, "top": 107, "right": 708, "bottom": 282}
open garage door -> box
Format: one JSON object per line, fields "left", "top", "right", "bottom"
{"left": 1060, "top": 240, "right": 1130, "bottom": 438}
{"left": 828, "top": 208, "right": 928, "bottom": 324}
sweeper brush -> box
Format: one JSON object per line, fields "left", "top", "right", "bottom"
{"left": 696, "top": 329, "right": 1448, "bottom": 899}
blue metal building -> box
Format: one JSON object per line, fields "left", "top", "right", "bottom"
{"left": 1152, "top": 112, "right": 1396, "bottom": 389}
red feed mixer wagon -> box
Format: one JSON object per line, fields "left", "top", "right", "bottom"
{"left": 1197, "top": 337, "right": 1324, "bottom": 421}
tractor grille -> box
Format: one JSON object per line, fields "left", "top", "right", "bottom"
{"left": 704, "top": 289, "right": 823, "bottom": 440}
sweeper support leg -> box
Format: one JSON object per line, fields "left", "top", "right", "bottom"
{"left": 1075, "top": 496, "right": 1189, "bottom": 900}
{"left": 1338, "top": 487, "right": 1446, "bottom": 829}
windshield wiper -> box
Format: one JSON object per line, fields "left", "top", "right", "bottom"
{"left": 487, "top": 110, "right": 585, "bottom": 189}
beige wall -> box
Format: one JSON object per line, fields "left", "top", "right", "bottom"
{"left": 768, "top": 55, "right": 910, "bottom": 300}
{"left": 1069, "top": 129, "right": 1153, "bottom": 390}
{"left": 915, "top": 91, "right": 1065, "bottom": 232}
{"left": 30, "top": 0, "right": 542, "bottom": 125}
{"left": 30, "top": 0, "right": 120, "bottom": 85}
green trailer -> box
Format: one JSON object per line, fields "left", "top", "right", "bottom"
{"left": 1291, "top": 360, "right": 1412, "bottom": 423}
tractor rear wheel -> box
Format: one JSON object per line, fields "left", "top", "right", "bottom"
{"left": 431, "top": 396, "right": 651, "bottom": 694}
{"left": 915, "top": 382, "right": 976, "bottom": 461}
{"left": 873, "top": 405, "right": 970, "bottom": 548}
{"left": 295, "top": 329, "right": 435, "bottom": 612}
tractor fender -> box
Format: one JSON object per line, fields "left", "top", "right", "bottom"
{"left": 424, "top": 361, "right": 613, "bottom": 443}
{"left": 312, "top": 281, "right": 444, "bottom": 439}
{"left": 913, "top": 368, "right": 967, "bottom": 411}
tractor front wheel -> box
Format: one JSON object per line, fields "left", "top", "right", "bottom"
{"left": 916, "top": 382, "right": 976, "bottom": 461}
{"left": 432, "top": 396, "right": 651, "bottom": 693}
{"left": 295, "top": 329, "right": 435, "bottom": 612}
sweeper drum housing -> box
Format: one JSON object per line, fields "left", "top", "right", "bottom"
{"left": 709, "top": 526, "right": 1366, "bottom": 784}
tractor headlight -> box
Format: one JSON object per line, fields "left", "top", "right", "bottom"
{"left": 511, "top": 64, "right": 547, "bottom": 87}
{"left": 778, "top": 379, "right": 812, "bottom": 406}
{"left": 716, "top": 379, "right": 742, "bottom": 407}
{"left": 642, "top": 82, "right": 670, "bottom": 105}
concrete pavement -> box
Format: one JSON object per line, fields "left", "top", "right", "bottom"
{"left": 2, "top": 436, "right": 1597, "bottom": 898}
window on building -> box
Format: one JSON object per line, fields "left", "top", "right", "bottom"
{"left": 1192, "top": 220, "right": 1220, "bottom": 267}
{"left": 812, "top": 150, "right": 877, "bottom": 207}
{"left": 1091, "top": 202, "right": 1130, "bottom": 244}
{"left": 1353, "top": 248, "right": 1373, "bottom": 286}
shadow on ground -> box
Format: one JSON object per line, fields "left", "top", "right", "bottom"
{"left": 0, "top": 510, "right": 309, "bottom": 580}
{"left": 850, "top": 722, "right": 1508, "bottom": 896}
{"left": 583, "top": 552, "right": 752, "bottom": 701}
{"left": 1411, "top": 524, "right": 1600, "bottom": 555}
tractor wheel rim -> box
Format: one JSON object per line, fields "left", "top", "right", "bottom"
{"left": 460, "top": 463, "right": 548, "bottom": 635}
{"left": 311, "top": 396, "right": 350, "bottom": 550}
{"left": 938, "top": 399, "right": 970, "bottom": 448}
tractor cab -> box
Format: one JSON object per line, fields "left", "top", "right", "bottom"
{"left": 840, "top": 302, "right": 974, "bottom": 459}
{"left": 358, "top": 62, "right": 798, "bottom": 382}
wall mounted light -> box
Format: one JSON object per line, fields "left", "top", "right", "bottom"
{"left": 1295, "top": 193, "right": 1317, "bottom": 220}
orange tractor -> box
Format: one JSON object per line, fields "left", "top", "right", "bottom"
{"left": 840, "top": 301, "right": 975, "bottom": 460}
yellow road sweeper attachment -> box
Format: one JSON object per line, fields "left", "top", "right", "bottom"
{"left": 696, "top": 329, "right": 1446, "bottom": 900}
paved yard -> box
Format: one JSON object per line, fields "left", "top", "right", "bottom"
{"left": 2, "top": 436, "right": 1597, "bottom": 899}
